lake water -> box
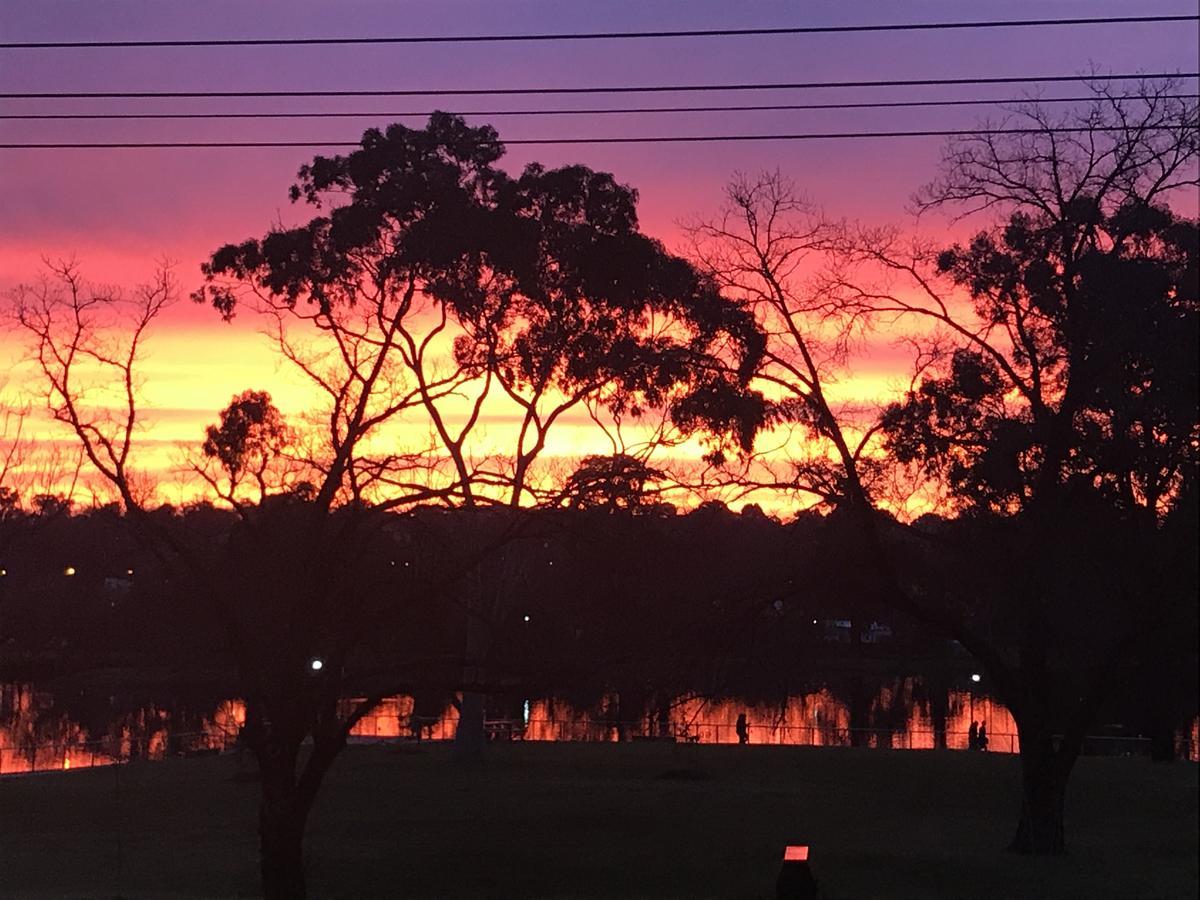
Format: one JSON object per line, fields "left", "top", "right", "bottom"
{"left": 3, "top": 680, "right": 1195, "bottom": 775}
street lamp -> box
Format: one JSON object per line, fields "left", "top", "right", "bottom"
{"left": 308, "top": 656, "right": 325, "bottom": 674}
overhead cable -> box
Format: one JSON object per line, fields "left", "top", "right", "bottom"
{"left": 4, "top": 71, "right": 1193, "bottom": 100}
{"left": 2, "top": 14, "right": 1194, "bottom": 49}
{"left": 3, "top": 125, "right": 1192, "bottom": 150}
{"left": 4, "top": 93, "right": 1195, "bottom": 120}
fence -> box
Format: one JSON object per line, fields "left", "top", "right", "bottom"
{"left": 4, "top": 719, "right": 1189, "bottom": 777}
{"left": 344, "top": 712, "right": 1029, "bottom": 752}
{"left": 0, "top": 727, "right": 238, "bottom": 776}
{"left": 346, "top": 713, "right": 1179, "bottom": 758}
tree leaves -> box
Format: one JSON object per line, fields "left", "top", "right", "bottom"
{"left": 197, "top": 113, "right": 769, "bottom": 462}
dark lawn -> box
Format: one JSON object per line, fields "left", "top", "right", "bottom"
{"left": 0, "top": 742, "right": 1195, "bottom": 899}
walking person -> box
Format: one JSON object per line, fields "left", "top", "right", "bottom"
{"left": 968, "top": 720, "right": 979, "bottom": 751}
{"left": 735, "top": 712, "right": 750, "bottom": 745}
{"left": 978, "top": 723, "right": 989, "bottom": 752}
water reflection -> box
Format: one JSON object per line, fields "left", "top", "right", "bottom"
{"left": 0, "top": 684, "right": 242, "bottom": 775}
{"left": 479, "top": 687, "right": 1017, "bottom": 752}
{"left": 4, "top": 680, "right": 1195, "bottom": 776}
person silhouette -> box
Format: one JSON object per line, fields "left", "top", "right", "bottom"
{"left": 735, "top": 712, "right": 750, "bottom": 745}
{"left": 968, "top": 720, "right": 979, "bottom": 751}
{"left": 978, "top": 724, "right": 989, "bottom": 752}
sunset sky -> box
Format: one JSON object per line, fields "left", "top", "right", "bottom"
{"left": 2, "top": 1, "right": 1197, "bottom": 504}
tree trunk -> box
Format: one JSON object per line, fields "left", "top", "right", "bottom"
{"left": 653, "top": 692, "right": 674, "bottom": 738}
{"left": 454, "top": 595, "right": 489, "bottom": 764}
{"left": 454, "top": 690, "right": 487, "bottom": 763}
{"left": 617, "top": 687, "right": 647, "bottom": 739}
{"left": 848, "top": 673, "right": 870, "bottom": 747}
{"left": 1145, "top": 674, "right": 1179, "bottom": 762}
{"left": 1009, "top": 730, "right": 1070, "bottom": 855}
{"left": 259, "top": 774, "right": 310, "bottom": 900}
{"left": 924, "top": 667, "right": 950, "bottom": 750}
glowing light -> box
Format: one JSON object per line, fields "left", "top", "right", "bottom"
{"left": 778, "top": 843, "right": 818, "bottom": 900}
{"left": 64, "top": 566, "right": 76, "bottom": 576}
{"left": 971, "top": 673, "right": 982, "bottom": 683}
{"left": 523, "top": 615, "right": 531, "bottom": 623}
{"left": 62, "top": 757, "right": 71, "bottom": 770}
{"left": 309, "top": 657, "right": 325, "bottom": 672}
{"left": 0, "top": 568, "right": 6, "bottom": 576}
{"left": 126, "top": 568, "right": 134, "bottom": 576}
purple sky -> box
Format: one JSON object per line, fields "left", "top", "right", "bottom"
{"left": 1, "top": 2, "right": 1196, "bottom": 491}
{"left": 2, "top": 0, "right": 1196, "bottom": 290}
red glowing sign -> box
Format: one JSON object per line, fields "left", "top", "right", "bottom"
{"left": 783, "top": 845, "right": 809, "bottom": 862}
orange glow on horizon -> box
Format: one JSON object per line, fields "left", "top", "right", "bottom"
{"left": 0, "top": 208, "right": 966, "bottom": 520}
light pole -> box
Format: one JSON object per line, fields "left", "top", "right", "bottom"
{"left": 969, "top": 673, "right": 981, "bottom": 727}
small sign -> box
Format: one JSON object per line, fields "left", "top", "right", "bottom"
{"left": 777, "top": 844, "right": 818, "bottom": 900}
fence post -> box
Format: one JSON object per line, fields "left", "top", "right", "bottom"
{"left": 114, "top": 751, "right": 124, "bottom": 895}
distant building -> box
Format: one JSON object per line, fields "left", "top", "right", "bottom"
{"left": 103, "top": 576, "right": 133, "bottom": 596}
{"left": 821, "top": 619, "right": 852, "bottom": 643}
{"left": 820, "top": 619, "right": 893, "bottom": 644}
{"left": 862, "top": 621, "right": 893, "bottom": 644}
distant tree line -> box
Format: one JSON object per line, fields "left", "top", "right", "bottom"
{"left": 2, "top": 499, "right": 1193, "bottom": 751}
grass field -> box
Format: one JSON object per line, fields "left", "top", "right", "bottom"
{"left": 0, "top": 742, "right": 1195, "bottom": 899}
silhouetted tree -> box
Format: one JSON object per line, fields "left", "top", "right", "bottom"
{"left": 194, "top": 113, "right": 766, "bottom": 771}
{"left": 10, "top": 115, "right": 767, "bottom": 898}
{"left": 875, "top": 205, "right": 1196, "bottom": 852}
{"left": 833, "top": 81, "right": 1198, "bottom": 853}
{"left": 199, "top": 390, "right": 294, "bottom": 504}
{"left": 688, "top": 80, "right": 1198, "bottom": 853}
{"left": 561, "top": 454, "right": 666, "bottom": 512}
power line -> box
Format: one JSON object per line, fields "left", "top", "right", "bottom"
{"left": 2, "top": 14, "right": 1194, "bottom": 49}
{"left": 2, "top": 126, "right": 1191, "bottom": 150}
{"left": 4, "top": 94, "right": 1195, "bottom": 121}
{"left": 3, "top": 71, "right": 1192, "bottom": 100}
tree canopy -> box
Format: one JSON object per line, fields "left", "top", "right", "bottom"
{"left": 196, "top": 113, "right": 769, "bottom": 508}
{"left": 883, "top": 202, "right": 1198, "bottom": 518}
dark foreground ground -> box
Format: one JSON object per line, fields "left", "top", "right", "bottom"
{"left": 0, "top": 742, "right": 1195, "bottom": 899}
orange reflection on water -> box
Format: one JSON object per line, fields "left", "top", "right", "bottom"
{"left": 8, "top": 682, "right": 1195, "bottom": 774}
{"left": 946, "top": 691, "right": 1019, "bottom": 753}
{"left": 524, "top": 698, "right": 620, "bottom": 742}
{"left": 0, "top": 684, "right": 119, "bottom": 774}
{"left": 205, "top": 699, "right": 246, "bottom": 741}
{"left": 671, "top": 690, "right": 851, "bottom": 746}
{"left": 0, "top": 685, "right": 243, "bottom": 775}
{"left": 344, "top": 695, "right": 458, "bottom": 741}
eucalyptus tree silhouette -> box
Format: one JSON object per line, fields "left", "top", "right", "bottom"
{"left": 194, "top": 112, "right": 767, "bottom": 775}
{"left": 688, "top": 80, "right": 1198, "bottom": 854}
{"left": 872, "top": 197, "right": 1198, "bottom": 853}
{"left": 1, "top": 114, "right": 769, "bottom": 899}
{"left": 4, "top": 110, "right": 769, "bottom": 896}
{"left": 835, "top": 83, "right": 1197, "bottom": 854}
